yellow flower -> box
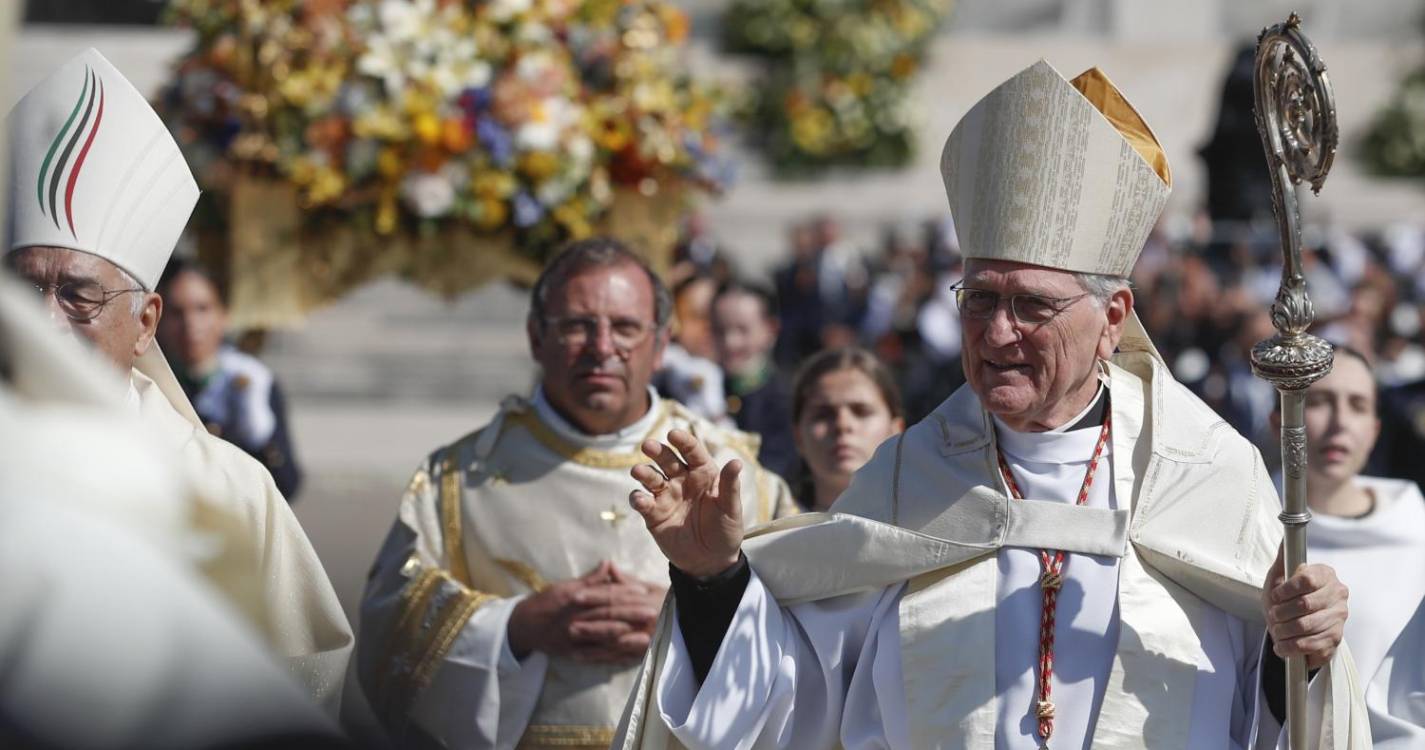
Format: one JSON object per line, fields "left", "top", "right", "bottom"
{"left": 791, "top": 109, "right": 834, "bottom": 153}
{"left": 848, "top": 73, "right": 874, "bottom": 96}
{"left": 354, "top": 106, "right": 410, "bottom": 140}
{"left": 289, "top": 156, "right": 317, "bottom": 185}
{"left": 474, "top": 198, "right": 508, "bottom": 230}
{"left": 308, "top": 165, "right": 347, "bottom": 204}
{"left": 377, "top": 190, "right": 400, "bottom": 235}
{"left": 553, "top": 200, "right": 592, "bottom": 238}
{"left": 519, "top": 151, "right": 559, "bottom": 181}
{"left": 414, "top": 112, "right": 442, "bottom": 146}
{"left": 471, "top": 170, "right": 517, "bottom": 199}
{"left": 378, "top": 147, "right": 405, "bottom": 179}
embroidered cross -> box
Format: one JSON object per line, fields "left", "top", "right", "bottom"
{"left": 600, "top": 504, "right": 629, "bottom": 526}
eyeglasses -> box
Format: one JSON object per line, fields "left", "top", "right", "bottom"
{"left": 950, "top": 282, "right": 1089, "bottom": 325}
{"left": 544, "top": 314, "right": 656, "bottom": 352}
{"left": 31, "top": 280, "right": 145, "bottom": 322}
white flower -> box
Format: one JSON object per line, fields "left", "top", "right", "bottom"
{"left": 400, "top": 172, "right": 456, "bottom": 218}
{"left": 488, "top": 0, "right": 533, "bottom": 24}
{"left": 378, "top": 0, "right": 430, "bottom": 42}
{"left": 515, "top": 97, "right": 577, "bottom": 151}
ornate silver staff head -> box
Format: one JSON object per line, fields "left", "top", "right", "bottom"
{"left": 1250, "top": 12, "right": 1338, "bottom": 392}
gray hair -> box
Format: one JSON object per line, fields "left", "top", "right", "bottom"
{"left": 528, "top": 237, "right": 673, "bottom": 332}
{"left": 1074, "top": 271, "right": 1131, "bottom": 307}
{"left": 118, "top": 266, "right": 148, "bottom": 317}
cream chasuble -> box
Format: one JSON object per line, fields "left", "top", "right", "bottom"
{"left": 613, "top": 351, "right": 1371, "bottom": 749}
{"left": 129, "top": 358, "right": 355, "bottom": 716}
{"left": 358, "top": 389, "right": 798, "bottom": 749}
{"left": 0, "top": 276, "right": 339, "bottom": 747}
{"left": 1309, "top": 475, "right": 1425, "bottom": 748}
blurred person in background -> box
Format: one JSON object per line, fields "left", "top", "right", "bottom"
{"left": 653, "top": 274, "right": 727, "bottom": 423}
{"left": 790, "top": 347, "right": 905, "bottom": 511}
{"left": 157, "top": 258, "right": 303, "bottom": 499}
{"left": 711, "top": 278, "right": 798, "bottom": 483}
{"left": 356, "top": 238, "right": 797, "bottom": 748}
{"left": 1284, "top": 346, "right": 1425, "bottom": 747}
{"left": 773, "top": 216, "right": 868, "bottom": 365}
{"left": 4, "top": 49, "right": 352, "bottom": 714}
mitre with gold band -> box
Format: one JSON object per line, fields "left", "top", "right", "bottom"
{"left": 6, "top": 48, "right": 204, "bottom": 425}
{"left": 940, "top": 59, "right": 1171, "bottom": 359}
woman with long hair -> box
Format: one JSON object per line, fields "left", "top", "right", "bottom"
{"left": 791, "top": 347, "right": 905, "bottom": 511}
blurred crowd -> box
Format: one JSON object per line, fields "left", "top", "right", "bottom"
{"left": 659, "top": 210, "right": 1425, "bottom": 493}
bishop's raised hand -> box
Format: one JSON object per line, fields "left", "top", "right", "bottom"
{"left": 629, "top": 429, "right": 744, "bottom": 578}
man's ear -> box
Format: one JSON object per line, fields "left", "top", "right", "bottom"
{"left": 133, "top": 292, "right": 162, "bottom": 358}
{"left": 1097, "top": 287, "right": 1134, "bottom": 360}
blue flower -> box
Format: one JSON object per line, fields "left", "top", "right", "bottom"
{"left": 476, "top": 118, "right": 515, "bottom": 168}
{"left": 513, "top": 192, "right": 544, "bottom": 228}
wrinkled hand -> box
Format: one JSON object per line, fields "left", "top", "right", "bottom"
{"left": 629, "top": 429, "right": 744, "bottom": 578}
{"left": 1262, "top": 552, "right": 1349, "bottom": 669}
{"left": 508, "top": 561, "right": 665, "bottom": 664}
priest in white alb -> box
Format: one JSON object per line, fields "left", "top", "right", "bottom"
{"left": 614, "top": 61, "right": 1371, "bottom": 749}
{"left": 1292, "top": 346, "right": 1425, "bottom": 747}
{"left": 4, "top": 49, "right": 353, "bottom": 714}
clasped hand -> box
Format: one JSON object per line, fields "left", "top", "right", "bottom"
{"left": 507, "top": 560, "right": 665, "bottom": 664}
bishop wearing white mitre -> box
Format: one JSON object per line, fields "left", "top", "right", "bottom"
{"left": 615, "top": 62, "right": 1371, "bottom": 749}
{"left": 4, "top": 49, "right": 353, "bottom": 714}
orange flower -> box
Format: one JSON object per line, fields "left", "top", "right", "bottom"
{"left": 442, "top": 117, "right": 474, "bottom": 153}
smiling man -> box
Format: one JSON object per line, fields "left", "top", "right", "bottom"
{"left": 357, "top": 237, "right": 796, "bottom": 749}
{"left": 615, "top": 62, "right": 1370, "bottom": 749}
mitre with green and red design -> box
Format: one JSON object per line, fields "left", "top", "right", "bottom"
{"left": 6, "top": 48, "right": 198, "bottom": 290}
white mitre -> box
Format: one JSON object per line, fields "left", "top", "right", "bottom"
{"left": 940, "top": 60, "right": 1171, "bottom": 357}
{"left": 5, "top": 48, "right": 198, "bottom": 290}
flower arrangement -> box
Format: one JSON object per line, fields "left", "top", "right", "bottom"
{"left": 1361, "top": 66, "right": 1425, "bottom": 179}
{"left": 162, "top": 0, "right": 728, "bottom": 323}
{"left": 721, "top": 0, "right": 951, "bottom": 175}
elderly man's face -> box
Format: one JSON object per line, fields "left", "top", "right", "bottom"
{"left": 7, "top": 246, "right": 160, "bottom": 373}
{"left": 528, "top": 262, "right": 667, "bottom": 435}
{"left": 959, "top": 259, "right": 1129, "bottom": 432}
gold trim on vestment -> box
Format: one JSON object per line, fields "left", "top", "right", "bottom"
{"left": 378, "top": 566, "right": 494, "bottom": 719}
{"left": 409, "top": 586, "right": 494, "bottom": 698}
{"left": 439, "top": 448, "right": 474, "bottom": 586}
{"left": 517, "top": 724, "right": 617, "bottom": 748}
{"left": 506, "top": 402, "right": 671, "bottom": 469}
{"left": 496, "top": 558, "right": 549, "bottom": 593}
{"left": 373, "top": 567, "right": 444, "bottom": 718}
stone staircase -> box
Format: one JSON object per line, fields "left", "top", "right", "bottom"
{"left": 261, "top": 279, "right": 536, "bottom": 405}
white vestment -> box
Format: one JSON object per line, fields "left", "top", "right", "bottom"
{"left": 615, "top": 351, "right": 1371, "bottom": 749}
{"left": 358, "top": 389, "right": 798, "bottom": 749}
{"left": 131, "top": 351, "right": 354, "bottom": 715}
{"left": 1309, "top": 475, "right": 1425, "bottom": 748}
{"left": 0, "top": 276, "right": 337, "bottom": 748}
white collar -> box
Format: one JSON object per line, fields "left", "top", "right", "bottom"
{"left": 530, "top": 385, "right": 663, "bottom": 452}
{"left": 992, "top": 382, "right": 1110, "bottom": 462}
